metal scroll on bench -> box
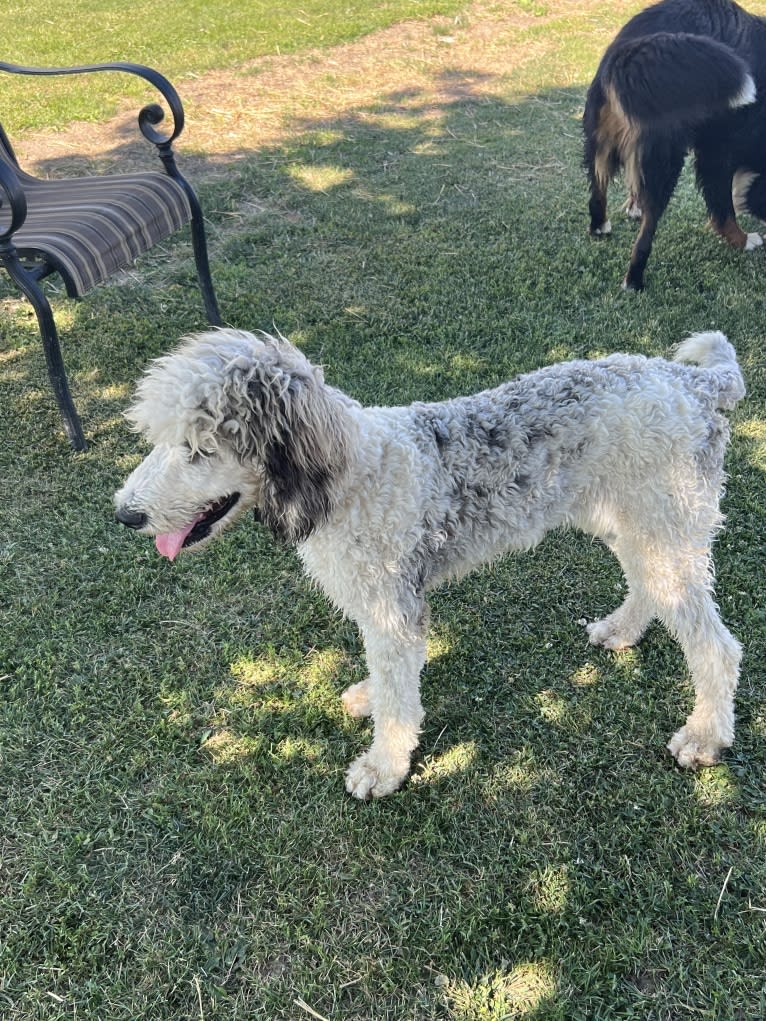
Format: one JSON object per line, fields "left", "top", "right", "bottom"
{"left": 0, "top": 61, "right": 222, "bottom": 450}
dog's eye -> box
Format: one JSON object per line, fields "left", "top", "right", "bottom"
{"left": 184, "top": 442, "right": 210, "bottom": 465}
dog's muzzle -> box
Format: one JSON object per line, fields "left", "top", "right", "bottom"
{"left": 115, "top": 506, "right": 148, "bottom": 530}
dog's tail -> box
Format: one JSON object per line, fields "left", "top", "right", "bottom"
{"left": 674, "top": 332, "right": 745, "bottom": 410}
{"left": 601, "top": 33, "right": 755, "bottom": 125}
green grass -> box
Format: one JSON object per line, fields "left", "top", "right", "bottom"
{"left": 2, "top": 0, "right": 468, "bottom": 133}
{"left": 2, "top": 2, "right": 766, "bottom": 1019}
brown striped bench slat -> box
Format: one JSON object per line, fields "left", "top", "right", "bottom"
{"left": 1, "top": 156, "right": 193, "bottom": 296}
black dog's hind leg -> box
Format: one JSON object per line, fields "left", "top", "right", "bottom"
{"left": 586, "top": 146, "right": 613, "bottom": 237}
{"left": 623, "top": 136, "right": 686, "bottom": 291}
{"left": 736, "top": 168, "right": 766, "bottom": 218}
{"left": 696, "top": 134, "right": 763, "bottom": 251}
{"left": 583, "top": 84, "right": 617, "bottom": 237}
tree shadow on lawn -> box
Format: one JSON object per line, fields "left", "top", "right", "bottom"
{"left": 2, "top": 70, "right": 766, "bottom": 1020}
{"left": 4, "top": 70, "right": 766, "bottom": 439}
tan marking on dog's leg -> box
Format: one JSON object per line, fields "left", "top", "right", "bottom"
{"left": 714, "top": 216, "right": 751, "bottom": 249}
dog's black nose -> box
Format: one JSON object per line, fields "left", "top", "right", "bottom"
{"left": 115, "top": 507, "right": 148, "bottom": 529}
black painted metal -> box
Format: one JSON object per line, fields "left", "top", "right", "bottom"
{"left": 0, "top": 158, "right": 90, "bottom": 447}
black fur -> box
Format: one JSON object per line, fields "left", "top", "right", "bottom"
{"left": 242, "top": 360, "right": 349, "bottom": 545}
{"left": 583, "top": 0, "right": 766, "bottom": 290}
{"left": 261, "top": 437, "right": 334, "bottom": 543}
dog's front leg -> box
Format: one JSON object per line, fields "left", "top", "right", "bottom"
{"left": 345, "top": 623, "right": 426, "bottom": 800}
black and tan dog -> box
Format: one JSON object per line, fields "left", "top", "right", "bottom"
{"left": 584, "top": 0, "right": 766, "bottom": 290}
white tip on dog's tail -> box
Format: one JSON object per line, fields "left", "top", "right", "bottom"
{"left": 674, "top": 331, "right": 745, "bottom": 410}
{"left": 674, "top": 330, "right": 733, "bottom": 366}
{"left": 730, "top": 72, "right": 757, "bottom": 109}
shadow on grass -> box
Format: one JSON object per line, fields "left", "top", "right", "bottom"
{"left": 5, "top": 69, "right": 766, "bottom": 430}
{"left": 2, "top": 67, "right": 766, "bottom": 1021}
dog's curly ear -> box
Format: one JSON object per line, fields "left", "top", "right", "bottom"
{"left": 225, "top": 340, "right": 351, "bottom": 543}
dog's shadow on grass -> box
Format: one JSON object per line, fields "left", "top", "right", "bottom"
{"left": 191, "top": 524, "right": 711, "bottom": 795}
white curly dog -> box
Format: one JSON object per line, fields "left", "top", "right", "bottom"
{"left": 115, "top": 328, "right": 744, "bottom": 799}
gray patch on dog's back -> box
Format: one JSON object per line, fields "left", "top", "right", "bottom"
{"left": 403, "top": 365, "right": 614, "bottom": 589}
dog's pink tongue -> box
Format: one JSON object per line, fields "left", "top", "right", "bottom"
{"left": 155, "top": 521, "right": 198, "bottom": 561}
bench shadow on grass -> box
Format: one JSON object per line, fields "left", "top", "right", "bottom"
{"left": 3, "top": 70, "right": 766, "bottom": 1019}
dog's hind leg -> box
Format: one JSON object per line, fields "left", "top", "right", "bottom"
{"left": 587, "top": 585, "right": 653, "bottom": 652}
{"left": 588, "top": 171, "right": 612, "bottom": 237}
{"left": 587, "top": 535, "right": 655, "bottom": 650}
{"left": 585, "top": 134, "right": 614, "bottom": 237}
{"left": 623, "top": 194, "right": 642, "bottom": 220}
{"left": 583, "top": 86, "right": 616, "bottom": 237}
{"left": 623, "top": 137, "right": 685, "bottom": 290}
{"left": 636, "top": 542, "right": 740, "bottom": 768}
{"left": 341, "top": 679, "right": 373, "bottom": 718}
{"left": 662, "top": 580, "right": 741, "bottom": 769}
{"left": 696, "top": 139, "right": 763, "bottom": 252}
{"left": 345, "top": 622, "right": 426, "bottom": 799}
{"left": 734, "top": 168, "right": 766, "bottom": 220}
{"left": 587, "top": 519, "right": 739, "bottom": 765}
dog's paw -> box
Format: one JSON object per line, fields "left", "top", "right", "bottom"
{"left": 667, "top": 726, "right": 725, "bottom": 769}
{"left": 621, "top": 274, "right": 644, "bottom": 292}
{"left": 345, "top": 752, "right": 408, "bottom": 800}
{"left": 624, "top": 198, "right": 642, "bottom": 220}
{"left": 745, "top": 232, "right": 763, "bottom": 251}
{"left": 590, "top": 219, "right": 612, "bottom": 236}
{"left": 586, "top": 616, "right": 638, "bottom": 651}
{"left": 341, "top": 680, "right": 372, "bottom": 718}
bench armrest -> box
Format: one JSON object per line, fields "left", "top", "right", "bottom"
{"left": 0, "top": 60, "right": 185, "bottom": 149}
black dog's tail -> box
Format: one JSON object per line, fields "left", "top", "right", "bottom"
{"left": 674, "top": 331, "right": 745, "bottom": 411}
{"left": 601, "top": 33, "right": 755, "bottom": 125}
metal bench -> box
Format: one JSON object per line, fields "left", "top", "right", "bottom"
{"left": 0, "top": 60, "right": 222, "bottom": 449}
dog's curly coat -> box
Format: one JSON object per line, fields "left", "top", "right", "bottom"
{"left": 115, "top": 328, "right": 744, "bottom": 798}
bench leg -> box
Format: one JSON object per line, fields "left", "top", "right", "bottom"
{"left": 160, "top": 159, "right": 223, "bottom": 327}
{"left": 187, "top": 193, "right": 223, "bottom": 327}
{"left": 2, "top": 255, "right": 87, "bottom": 450}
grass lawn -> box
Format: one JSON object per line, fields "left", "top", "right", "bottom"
{"left": 1, "top": 0, "right": 468, "bottom": 133}
{"left": 2, "top": 1, "right": 766, "bottom": 1019}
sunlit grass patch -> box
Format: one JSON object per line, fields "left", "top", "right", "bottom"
{"left": 444, "top": 960, "right": 557, "bottom": 1019}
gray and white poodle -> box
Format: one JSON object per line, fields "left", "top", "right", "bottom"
{"left": 115, "top": 328, "right": 744, "bottom": 798}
